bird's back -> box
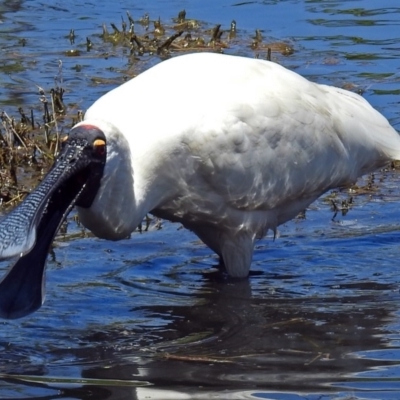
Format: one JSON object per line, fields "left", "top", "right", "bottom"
{"left": 85, "top": 52, "right": 400, "bottom": 231}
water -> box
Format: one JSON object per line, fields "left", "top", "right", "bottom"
{"left": 0, "top": 0, "right": 400, "bottom": 398}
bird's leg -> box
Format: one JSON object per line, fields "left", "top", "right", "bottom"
{"left": 219, "top": 231, "right": 255, "bottom": 278}
{"left": 191, "top": 225, "right": 255, "bottom": 278}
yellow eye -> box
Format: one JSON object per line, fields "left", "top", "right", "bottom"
{"left": 94, "top": 139, "right": 105, "bottom": 146}
{"left": 93, "top": 139, "right": 106, "bottom": 156}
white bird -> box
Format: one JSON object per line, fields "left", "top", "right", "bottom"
{"left": 0, "top": 52, "right": 399, "bottom": 319}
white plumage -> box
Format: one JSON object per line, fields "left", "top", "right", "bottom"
{"left": 75, "top": 52, "right": 400, "bottom": 278}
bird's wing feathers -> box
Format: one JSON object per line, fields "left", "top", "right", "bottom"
{"left": 182, "top": 95, "right": 343, "bottom": 212}
{"left": 85, "top": 53, "right": 400, "bottom": 215}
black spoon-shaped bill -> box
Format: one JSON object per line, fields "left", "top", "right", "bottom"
{"left": 0, "top": 125, "right": 107, "bottom": 319}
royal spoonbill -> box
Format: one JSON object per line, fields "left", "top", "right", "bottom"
{"left": 0, "top": 52, "right": 399, "bottom": 319}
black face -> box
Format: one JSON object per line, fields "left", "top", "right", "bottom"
{"left": 0, "top": 124, "right": 107, "bottom": 319}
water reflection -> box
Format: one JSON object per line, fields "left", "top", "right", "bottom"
{"left": 1, "top": 258, "right": 400, "bottom": 398}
